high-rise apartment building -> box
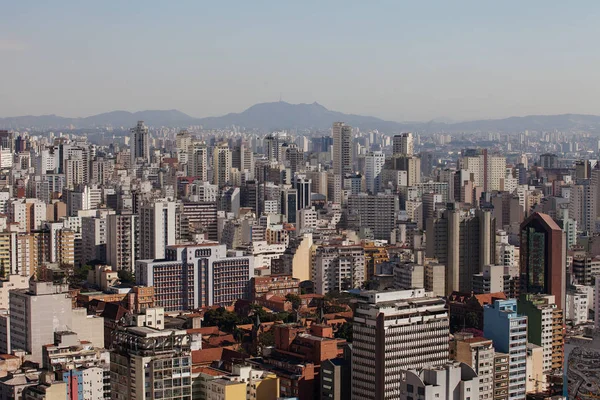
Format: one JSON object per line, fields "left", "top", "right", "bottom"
{"left": 426, "top": 205, "right": 495, "bottom": 294}
{"left": 364, "top": 151, "right": 385, "bottom": 194}
{"left": 450, "top": 332, "right": 494, "bottom": 400}
{"left": 347, "top": 193, "right": 399, "bottom": 242}
{"left": 517, "top": 293, "right": 564, "bottom": 373}
{"left": 312, "top": 245, "right": 365, "bottom": 294}
{"left": 106, "top": 213, "right": 138, "bottom": 272}
{"left": 332, "top": 122, "right": 352, "bottom": 203}
{"left": 139, "top": 200, "right": 177, "bottom": 260}
{"left": 520, "top": 212, "right": 566, "bottom": 310}
{"left": 351, "top": 289, "right": 449, "bottom": 400}
{"left": 213, "top": 142, "right": 232, "bottom": 187}
{"left": 393, "top": 132, "right": 414, "bottom": 156}
{"left": 188, "top": 141, "right": 208, "bottom": 181}
{"left": 111, "top": 327, "right": 192, "bottom": 400}
{"left": 130, "top": 121, "right": 150, "bottom": 164}
{"left": 484, "top": 299, "right": 528, "bottom": 400}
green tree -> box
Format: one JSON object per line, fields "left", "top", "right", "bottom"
{"left": 285, "top": 294, "right": 302, "bottom": 311}
{"left": 335, "top": 322, "right": 353, "bottom": 342}
{"left": 118, "top": 269, "right": 135, "bottom": 285}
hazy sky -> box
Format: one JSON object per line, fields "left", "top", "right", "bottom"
{"left": 2, "top": 1, "right": 600, "bottom": 122}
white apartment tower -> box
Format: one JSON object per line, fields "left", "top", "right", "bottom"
{"left": 139, "top": 200, "right": 177, "bottom": 260}
{"left": 365, "top": 151, "right": 385, "bottom": 194}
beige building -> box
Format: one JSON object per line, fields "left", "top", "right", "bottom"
{"left": 526, "top": 344, "right": 546, "bottom": 393}
{"left": 451, "top": 332, "right": 494, "bottom": 399}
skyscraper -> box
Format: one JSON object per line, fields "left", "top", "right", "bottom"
{"left": 332, "top": 122, "right": 352, "bottom": 203}
{"left": 426, "top": 204, "right": 495, "bottom": 294}
{"left": 520, "top": 212, "right": 566, "bottom": 310}
{"left": 130, "top": 121, "right": 150, "bottom": 164}
{"left": 364, "top": 151, "right": 385, "bottom": 194}
{"left": 213, "top": 142, "right": 232, "bottom": 187}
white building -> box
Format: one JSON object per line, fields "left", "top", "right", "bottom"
{"left": 351, "top": 289, "right": 449, "bottom": 400}
{"left": 139, "top": 200, "right": 177, "bottom": 260}
{"left": 566, "top": 288, "right": 589, "bottom": 325}
{"left": 365, "top": 151, "right": 385, "bottom": 194}
{"left": 312, "top": 245, "right": 365, "bottom": 294}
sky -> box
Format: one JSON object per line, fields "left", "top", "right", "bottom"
{"left": 2, "top": 1, "right": 600, "bottom": 122}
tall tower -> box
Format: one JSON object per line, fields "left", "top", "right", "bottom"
{"left": 213, "top": 142, "right": 232, "bottom": 187}
{"left": 364, "top": 151, "right": 385, "bottom": 194}
{"left": 130, "top": 121, "right": 150, "bottom": 164}
{"left": 520, "top": 212, "right": 566, "bottom": 310}
{"left": 188, "top": 141, "right": 208, "bottom": 181}
{"left": 332, "top": 122, "right": 353, "bottom": 176}
{"left": 139, "top": 200, "right": 177, "bottom": 260}
{"left": 426, "top": 205, "right": 495, "bottom": 295}
{"left": 332, "top": 122, "right": 352, "bottom": 204}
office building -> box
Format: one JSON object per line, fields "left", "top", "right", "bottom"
{"left": 130, "top": 121, "right": 150, "bottom": 164}
{"left": 351, "top": 289, "right": 449, "bottom": 400}
{"left": 519, "top": 212, "right": 566, "bottom": 310}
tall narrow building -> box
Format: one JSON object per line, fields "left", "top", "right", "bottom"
{"left": 426, "top": 204, "right": 495, "bottom": 294}
{"left": 520, "top": 212, "right": 566, "bottom": 310}
{"left": 139, "top": 200, "right": 177, "bottom": 260}
{"left": 213, "top": 142, "right": 232, "bottom": 187}
{"left": 351, "top": 289, "right": 449, "bottom": 400}
{"left": 130, "top": 121, "right": 150, "bottom": 164}
{"left": 364, "top": 151, "right": 385, "bottom": 194}
{"left": 332, "top": 122, "right": 352, "bottom": 203}
{"left": 188, "top": 141, "right": 208, "bottom": 181}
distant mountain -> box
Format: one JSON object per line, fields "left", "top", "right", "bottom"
{"left": 0, "top": 109, "right": 196, "bottom": 130}
{"left": 195, "top": 101, "right": 413, "bottom": 132}
{"left": 3, "top": 102, "right": 600, "bottom": 133}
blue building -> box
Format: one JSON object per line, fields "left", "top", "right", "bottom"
{"left": 484, "top": 299, "right": 528, "bottom": 400}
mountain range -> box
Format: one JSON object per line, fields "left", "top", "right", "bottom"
{"left": 2, "top": 101, "right": 600, "bottom": 133}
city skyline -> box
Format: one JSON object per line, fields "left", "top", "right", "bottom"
{"left": 3, "top": 2, "right": 600, "bottom": 121}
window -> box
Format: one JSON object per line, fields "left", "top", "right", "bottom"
{"left": 407, "top": 384, "right": 414, "bottom": 393}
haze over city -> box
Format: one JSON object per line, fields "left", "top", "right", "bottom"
{"left": 4, "top": 2, "right": 600, "bottom": 400}
{"left": 3, "top": 1, "right": 600, "bottom": 121}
